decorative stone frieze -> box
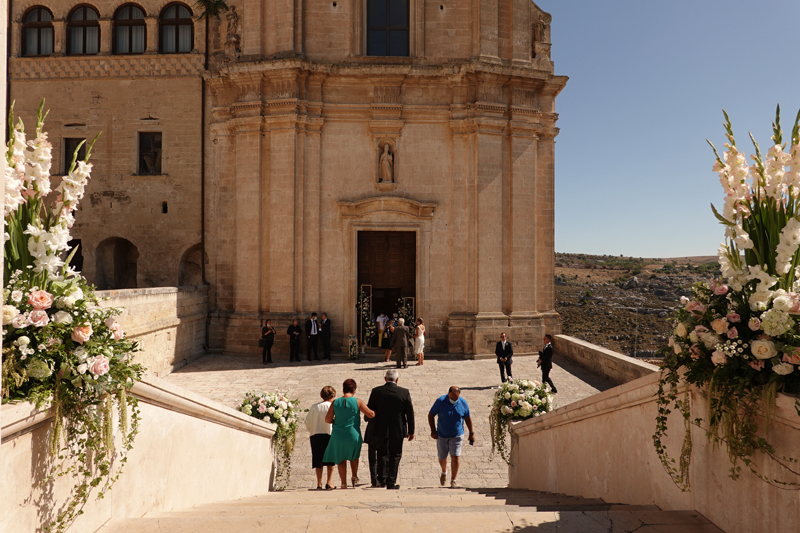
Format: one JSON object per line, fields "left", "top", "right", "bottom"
{"left": 8, "top": 54, "right": 204, "bottom": 80}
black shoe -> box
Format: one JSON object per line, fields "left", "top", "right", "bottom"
{"left": 386, "top": 484, "right": 399, "bottom": 490}
{"left": 325, "top": 484, "right": 333, "bottom": 490}
{"left": 552, "top": 389, "right": 558, "bottom": 394}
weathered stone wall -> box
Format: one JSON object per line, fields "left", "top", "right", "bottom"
{"left": 1, "top": 375, "right": 275, "bottom": 533}
{"left": 509, "top": 371, "right": 800, "bottom": 533}
{"left": 98, "top": 286, "right": 209, "bottom": 376}
{"left": 554, "top": 334, "right": 657, "bottom": 384}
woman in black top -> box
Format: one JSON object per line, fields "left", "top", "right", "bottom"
{"left": 287, "top": 319, "right": 302, "bottom": 362}
{"left": 261, "top": 319, "right": 276, "bottom": 364}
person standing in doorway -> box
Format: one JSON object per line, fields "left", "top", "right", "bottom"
{"left": 261, "top": 319, "right": 276, "bottom": 364}
{"left": 383, "top": 313, "right": 398, "bottom": 363}
{"left": 306, "top": 312, "right": 320, "bottom": 361}
{"left": 413, "top": 318, "right": 426, "bottom": 366}
{"left": 391, "top": 318, "right": 411, "bottom": 369}
{"left": 287, "top": 319, "right": 302, "bottom": 362}
{"left": 428, "top": 386, "right": 474, "bottom": 488}
{"left": 376, "top": 312, "right": 388, "bottom": 350}
{"left": 537, "top": 334, "right": 558, "bottom": 393}
{"left": 305, "top": 386, "right": 337, "bottom": 490}
{"left": 367, "top": 369, "right": 415, "bottom": 489}
{"left": 495, "top": 333, "right": 513, "bottom": 383}
{"left": 320, "top": 312, "right": 332, "bottom": 360}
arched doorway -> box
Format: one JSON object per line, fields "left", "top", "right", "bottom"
{"left": 95, "top": 237, "right": 139, "bottom": 290}
{"left": 179, "top": 243, "right": 205, "bottom": 286}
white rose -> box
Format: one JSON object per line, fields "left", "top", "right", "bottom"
{"left": 2, "top": 305, "right": 19, "bottom": 325}
{"left": 77, "top": 363, "right": 88, "bottom": 374}
{"left": 11, "top": 290, "right": 23, "bottom": 303}
{"left": 680, "top": 296, "right": 690, "bottom": 305}
{"left": 53, "top": 311, "right": 73, "bottom": 325}
{"left": 503, "top": 392, "right": 511, "bottom": 400}
{"left": 675, "top": 323, "right": 688, "bottom": 338}
{"left": 673, "top": 343, "right": 682, "bottom": 354}
{"left": 773, "top": 294, "right": 793, "bottom": 312}
{"left": 710, "top": 318, "right": 728, "bottom": 335}
{"left": 74, "top": 346, "right": 88, "bottom": 361}
{"left": 17, "top": 335, "right": 30, "bottom": 346}
{"left": 773, "top": 363, "right": 794, "bottom": 375}
{"left": 279, "top": 401, "right": 288, "bottom": 410}
{"left": 689, "top": 331, "right": 699, "bottom": 344}
{"left": 267, "top": 407, "right": 275, "bottom": 414}
{"left": 751, "top": 339, "right": 778, "bottom": 360}
{"left": 700, "top": 332, "right": 721, "bottom": 351}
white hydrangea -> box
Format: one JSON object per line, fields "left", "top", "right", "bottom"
{"left": 760, "top": 308, "right": 794, "bottom": 337}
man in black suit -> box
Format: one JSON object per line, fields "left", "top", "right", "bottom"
{"left": 320, "top": 312, "right": 332, "bottom": 360}
{"left": 495, "top": 333, "right": 513, "bottom": 383}
{"left": 390, "top": 318, "right": 411, "bottom": 369}
{"left": 537, "top": 334, "right": 558, "bottom": 393}
{"left": 305, "top": 312, "right": 320, "bottom": 361}
{"left": 367, "top": 369, "right": 415, "bottom": 489}
{"left": 287, "top": 319, "right": 302, "bottom": 362}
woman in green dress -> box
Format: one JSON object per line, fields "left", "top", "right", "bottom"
{"left": 323, "top": 378, "right": 375, "bottom": 488}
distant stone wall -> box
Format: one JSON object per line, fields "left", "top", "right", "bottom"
{"left": 554, "top": 334, "right": 657, "bottom": 384}
{"left": 98, "top": 286, "right": 208, "bottom": 376}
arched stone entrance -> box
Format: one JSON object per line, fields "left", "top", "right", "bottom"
{"left": 95, "top": 237, "right": 139, "bottom": 290}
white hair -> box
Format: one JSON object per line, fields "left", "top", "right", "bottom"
{"left": 398, "top": 318, "right": 405, "bottom": 325}
{"left": 385, "top": 369, "right": 399, "bottom": 381}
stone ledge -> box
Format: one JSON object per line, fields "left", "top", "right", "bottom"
{"left": 554, "top": 334, "right": 657, "bottom": 384}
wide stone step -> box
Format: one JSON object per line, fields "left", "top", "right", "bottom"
{"left": 100, "top": 487, "right": 724, "bottom": 533}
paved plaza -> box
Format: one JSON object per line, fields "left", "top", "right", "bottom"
{"left": 165, "top": 354, "right": 616, "bottom": 490}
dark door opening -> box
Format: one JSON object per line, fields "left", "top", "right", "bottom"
{"left": 357, "top": 231, "right": 416, "bottom": 346}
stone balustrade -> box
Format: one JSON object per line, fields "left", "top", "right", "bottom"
{"left": 509, "top": 369, "right": 800, "bottom": 533}
{"left": 1, "top": 374, "right": 276, "bottom": 533}
{"left": 554, "top": 334, "right": 658, "bottom": 384}
{"left": 98, "top": 286, "right": 208, "bottom": 376}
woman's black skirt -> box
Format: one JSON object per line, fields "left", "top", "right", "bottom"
{"left": 310, "top": 433, "right": 335, "bottom": 468}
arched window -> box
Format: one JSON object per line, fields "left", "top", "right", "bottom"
{"left": 67, "top": 5, "right": 101, "bottom": 55}
{"left": 114, "top": 4, "right": 146, "bottom": 54}
{"left": 367, "top": 0, "right": 409, "bottom": 57}
{"left": 160, "top": 3, "right": 193, "bottom": 53}
{"left": 22, "top": 7, "right": 54, "bottom": 57}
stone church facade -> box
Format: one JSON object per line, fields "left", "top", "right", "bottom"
{"left": 7, "top": 0, "right": 567, "bottom": 357}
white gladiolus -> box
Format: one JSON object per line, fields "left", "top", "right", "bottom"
{"left": 775, "top": 218, "right": 800, "bottom": 275}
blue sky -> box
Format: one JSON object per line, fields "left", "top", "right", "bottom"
{"left": 542, "top": 0, "right": 800, "bottom": 258}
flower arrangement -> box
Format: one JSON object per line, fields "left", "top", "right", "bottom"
{"left": 655, "top": 106, "right": 800, "bottom": 490}
{"left": 239, "top": 390, "right": 300, "bottom": 490}
{"left": 396, "top": 296, "right": 415, "bottom": 327}
{"left": 489, "top": 378, "right": 554, "bottom": 464}
{"left": 357, "top": 289, "right": 376, "bottom": 346}
{"left": 348, "top": 334, "right": 359, "bottom": 360}
{"left": 2, "top": 102, "right": 144, "bottom": 533}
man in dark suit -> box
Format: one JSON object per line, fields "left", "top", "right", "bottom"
{"left": 390, "top": 318, "right": 411, "bottom": 369}
{"left": 320, "top": 312, "right": 332, "bottom": 360}
{"left": 287, "top": 319, "right": 302, "bottom": 362}
{"left": 537, "top": 334, "right": 558, "bottom": 393}
{"left": 305, "top": 312, "right": 320, "bottom": 361}
{"left": 495, "top": 332, "right": 513, "bottom": 383}
{"left": 367, "top": 369, "right": 415, "bottom": 489}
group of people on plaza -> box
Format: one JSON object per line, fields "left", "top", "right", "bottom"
{"left": 304, "top": 371, "right": 473, "bottom": 490}
{"left": 259, "top": 313, "right": 333, "bottom": 364}
{"left": 495, "top": 333, "right": 558, "bottom": 393}
{"left": 375, "top": 313, "right": 426, "bottom": 367}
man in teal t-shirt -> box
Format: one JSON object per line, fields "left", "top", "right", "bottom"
{"left": 428, "top": 386, "right": 475, "bottom": 488}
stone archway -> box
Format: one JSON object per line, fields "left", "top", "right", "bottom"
{"left": 179, "top": 243, "right": 205, "bottom": 286}
{"left": 95, "top": 237, "right": 139, "bottom": 290}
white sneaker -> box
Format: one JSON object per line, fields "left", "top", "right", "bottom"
{"left": 450, "top": 479, "right": 458, "bottom": 488}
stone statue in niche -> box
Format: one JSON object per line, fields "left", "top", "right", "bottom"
{"left": 378, "top": 142, "right": 394, "bottom": 183}
{"left": 224, "top": 6, "right": 241, "bottom": 62}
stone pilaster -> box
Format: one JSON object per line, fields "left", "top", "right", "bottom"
{"left": 232, "top": 117, "right": 262, "bottom": 313}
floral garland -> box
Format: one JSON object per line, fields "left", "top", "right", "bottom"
{"left": 2, "top": 102, "right": 144, "bottom": 532}
{"left": 655, "top": 107, "right": 800, "bottom": 490}
{"left": 357, "top": 290, "right": 376, "bottom": 345}
{"left": 240, "top": 391, "right": 300, "bottom": 490}
{"left": 396, "top": 296, "right": 415, "bottom": 328}
{"left": 489, "top": 378, "right": 554, "bottom": 464}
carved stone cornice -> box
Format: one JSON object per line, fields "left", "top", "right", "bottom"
{"left": 337, "top": 197, "right": 437, "bottom": 219}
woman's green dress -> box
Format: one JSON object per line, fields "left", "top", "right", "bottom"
{"left": 322, "top": 396, "right": 363, "bottom": 464}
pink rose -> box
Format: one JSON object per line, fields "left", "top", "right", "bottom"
{"left": 89, "top": 354, "right": 110, "bottom": 376}
{"left": 71, "top": 324, "right": 93, "bottom": 344}
{"left": 27, "top": 290, "right": 54, "bottom": 310}
{"left": 111, "top": 323, "right": 124, "bottom": 340}
{"left": 685, "top": 301, "right": 707, "bottom": 315}
{"left": 726, "top": 312, "right": 741, "bottom": 323}
{"left": 711, "top": 281, "right": 729, "bottom": 296}
{"left": 749, "top": 360, "right": 765, "bottom": 371}
{"left": 28, "top": 309, "right": 49, "bottom": 327}
{"left": 711, "top": 350, "right": 727, "bottom": 366}
{"left": 257, "top": 404, "right": 267, "bottom": 414}
{"left": 726, "top": 327, "right": 738, "bottom": 339}
{"left": 782, "top": 351, "right": 800, "bottom": 365}
{"left": 689, "top": 345, "right": 702, "bottom": 360}
{"left": 748, "top": 317, "right": 761, "bottom": 331}
{"left": 511, "top": 400, "right": 517, "bottom": 407}
{"left": 11, "top": 313, "right": 29, "bottom": 329}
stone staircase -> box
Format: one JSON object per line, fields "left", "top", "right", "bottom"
{"left": 101, "top": 486, "right": 724, "bottom": 533}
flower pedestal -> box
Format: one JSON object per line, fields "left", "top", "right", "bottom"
{"left": 348, "top": 336, "right": 359, "bottom": 360}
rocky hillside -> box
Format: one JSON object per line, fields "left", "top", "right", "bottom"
{"left": 555, "top": 253, "right": 719, "bottom": 359}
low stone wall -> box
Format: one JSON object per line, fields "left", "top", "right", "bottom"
{"left": 554, "top": 334, "right": 657, "bottom": 383}
{"left": 509, "top": 371, "right": 800, "bottom": 533}
{"left": 98, "top": 286, "right": 208, "bottom": 376}
{"left": 1, "top": 374, "right": 276, "bottom": 533}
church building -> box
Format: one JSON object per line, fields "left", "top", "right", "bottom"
{"left": 7, "top": 0, "right": 567, "bottom": 357}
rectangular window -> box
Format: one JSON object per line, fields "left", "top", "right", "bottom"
{"left": 138, "top": 132, "right": 162, "bottom": 175}
{"left": 63, "top": 138, "right": 86, "bottom": 174}
{"left": 367, "top": 0, "right": 409, "bottom": 57}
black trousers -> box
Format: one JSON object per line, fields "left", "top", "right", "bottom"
{"left": 262, "top": 340, "right": 273, "bottom": 363}
{"left": 289, "top": 338, "right": 301, "bottom": 362}
{"left": 376, "top": 434, "right": 404, "bottom": 487}
{"left": 322, "top": 336, "right": 332, "bottom": 360}
{"left": 307, "top": 335, "right": 319, "bottom": 360}
{"left": 541, "top": 364, "right": 557, "bottom": 392}
{"left": 498, "top": 360, "right": 513, "bottom": 382}
{"left": 367, "top": 441, "right": 378, "bottom": 486}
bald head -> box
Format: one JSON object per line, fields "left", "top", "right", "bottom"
{"left": 447, "top": 386, "right": 461, "bottom": 401}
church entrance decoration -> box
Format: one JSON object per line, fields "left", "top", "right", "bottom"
{"left": 239, "top": 391, "right": 300, "bottom": 490}
{"left": 655, "top": 106, "right": 800, "bottom": 491}
{"left": 2, "top": 101, "right": 144, "bottom": 533}
{"left": 490, "top": 379, "right": 554, "bottom": 464}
